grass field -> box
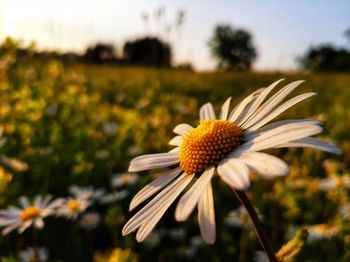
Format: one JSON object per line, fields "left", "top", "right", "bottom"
{"left": 0, "top": 44, "right": 350, "bottom": 261}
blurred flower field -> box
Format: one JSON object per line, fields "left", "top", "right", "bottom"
{"left": 0, "top": 39, "right": 350, "bottom": 261}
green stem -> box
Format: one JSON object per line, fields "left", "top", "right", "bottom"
{"left": 233, "top": 189, "right": 278, "bottom": 262}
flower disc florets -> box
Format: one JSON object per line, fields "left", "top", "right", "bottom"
{"left": 179, "top": 120, "right": 243, "bottom": 174}
{"left": 20, "top": 207, "right": 41, "bottom": 222}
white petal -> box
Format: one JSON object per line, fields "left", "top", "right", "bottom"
{"left": 0, "top": 218, "right": 18, "bottom": 227}
{"left": 41, "top": 195, "right": 53, "bottom": 208}
{"left": 168, "top": 147, "right": 180, "bottom": 154}
{"left": 276, "top": 137, "right": 341, "bottom": 155}
{"left": 245, "top": 119, "right": 322, "bottom": 137}
{"left": 34, "top": 195, "right": 42, "bottom": 207}
{"left": 198, "top": 182, "right": 216, "bottom": 244}
{"left": 219, "top": 97, "right": 232, "bottom": 120}
{"left": 34, "top": 218, "right": 44, "bottom": 229}
{"left": 239, "top": 152, "right": 290, "bottom": 177}
{"left": 173, "top": 123, "right": 193, "bottom": 136}
{"left": 228, "top": 88, "right": 264, "bottom": 122}
{"left": 136, "top": 174, "right": 192, "bottom": 242}
{"left": 249, "top": 92, "right": 317, "bottom": 131}
{"left": 243, "top": 80, "right": 304, "bottom": 128}
{"left": 122, "top": 173, "right": 194, "bottom": 236}
{"left": 236, "top": 79, "right": 284, "bottom": 125}
{"left": 18, "top": 220, "right": 32, "bottom": 233}
{"left": 169, "top": 136, "right": 183, "bottom": 146}
{"left": 175, "top": 166, "right": 215, "bottom": 221}
{"left": 2, "top": 222, "right": 21, "bottom": 235}
{"left": 200, "top": 103, "right": 216, "bottom": 120}
{"left": 217, "top": 158, "right": 250, "bottom": 190}
{"left": 128, "top": 152, "right": 179, "bottom": 172}
{"left": 0, "top": 208, "right": 19, "bottom": 216}
{"left": 129, "top": 167, "right": 182, "bottom": 211}
{"left": 19, "top": 196, "right": 30, "bottom": 208}
{"left": 244, "top": 124, "right": 323, "bottom": 152}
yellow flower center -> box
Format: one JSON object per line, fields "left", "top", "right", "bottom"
{"left": 67, "top": 200, "right": 81, "bottom": 211}
{"left": 20, "top": 206, "right": 41, "bottom": 221}
{"left": 334, "top": 177, "right": 345, "bottom": 187}
{"left": 317, "top": 224, "right": 330, "bottom": 233}
{"left": 179, "top": 120, "right": 243, "bottom": 174}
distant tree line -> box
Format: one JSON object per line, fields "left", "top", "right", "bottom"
{"left": 299, "top": 27, "right": 350, "bottom": 72}
{"left": 1, "top": 24, "right": 349, "bottom": 72}
{"left": 0, "top": 37, "right": 173, "bottom": 68}
{"left": 83, "top": 38, "right": 171, "bottom": 68}
{"left": 299, "top": 45, "right": 350, "bottom": 72}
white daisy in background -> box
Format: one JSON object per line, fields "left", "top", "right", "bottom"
{"left": 19, "top": 246, "right": 48, "bottom": 262}
{"left": 190, "top": 235, "right": 205, "bottom": 248}
{"left": 98, "top": 190, "right": 128, "bottom": 204}
{"left": 318, "top": 175, "right": 350, "bottom": 190}
{"left": 56, "top": 197, "right": 91, "bottom": 219}
{"left": 69, "top": 185, "right": 106, "bottom": 201}
{"left": 80, "top": 212, "right": 101, "bottom": 230}
{"left": 127, "top": 145, "right": 142, "bottom": 157}
{"left": 254, "top": 251, "right": 269, "bottom": 262}
{"left": 111, "top": 173, "right": 139, "bottom": 188}
{"left": 339, "top": 203, "right": 350, "bottom": 219}
{"left": 224, "top": 206, "right": 259, "bottom": 229}
{"left": 143, "top": 231, "right": 161, "bottom": 247}
{"left": 306, "top": 223, "right": 338, "bottom": 243}
{"left": 0, "top": 195, "right": 63, "bottom": 235}
{"left": 168, "top": 228, "right": 186, "bottom": 240}
{"left": 123, "top": 80, "right": 340, "bottom": 244}
{"left": 102, "top": 121, "right": 118, "bottom": 137}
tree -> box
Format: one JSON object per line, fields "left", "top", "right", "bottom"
{"left": 84, "top": 43, "right": 116, "bottom": 63}
{"left": 208, "top": 24, "right": 257, "bottom": 71}
{"left": 299, "top": 45, "right": 350, "bottom": 71}
{"left": 123, "top": 37, "right": 171, "bottom": 67}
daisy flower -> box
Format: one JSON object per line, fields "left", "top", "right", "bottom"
{"left": 80, "top": 212, "right": 101, "bottom": 230}
{"left": 69, "top": 185, "right": 106, "bottom": 201}
{"left": 339, "top": 203, "right": 350, "bottom": 219}
{"left": 306, "top": 223, "right": 338, "bottom": 243}
{"left": 224, "top": 206, "right": 261, "bottom": 229}
{"left": 69, "top": 185, "right": 106, "bottom": 200}
{"left": 19, "top": 246, "right": 48, "bottom": 262}
{"left": 123, "top": 79, "right": 340, "bottom": 244}
{"left": 56, "top": 197, "right": 91, "bottom": 219}
{"left": 254, "top": 251, "right": 269, "bottom": 262}
{"left": 112, "top": 173, "right": 139, "bottom": 188}
{"left": 0, "top": 195, "right": 63, "bottom": 235}
{"left": 98, "top": 190, "right": 128, "bottom": 204}
{"left": 318, "top": 175, "right": 350, "bottom": 190}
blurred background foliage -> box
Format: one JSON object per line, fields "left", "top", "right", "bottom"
{"left": 0, "top": 37, "right": 349, "bottom": 261}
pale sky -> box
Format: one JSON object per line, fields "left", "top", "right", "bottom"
{"left": 0, "top": 0, "right": 349, "bottom": 71}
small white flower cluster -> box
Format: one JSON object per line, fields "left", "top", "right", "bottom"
{"left": 0, "top": 177, "right": 134, "bottom": 235}
{"left": 19, "top": 246, "right": 48, "bottom": 262}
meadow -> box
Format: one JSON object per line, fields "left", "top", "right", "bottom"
{"left": 0, "top": 41, "right": 350, "bottom": 261}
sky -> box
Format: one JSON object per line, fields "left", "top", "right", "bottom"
{"left": 0, "top": 0, "right": 349, "bottom": 71}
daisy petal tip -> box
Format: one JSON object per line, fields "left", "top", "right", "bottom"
{"left": 136, "top": 234, "right": 145, "bottom": 243}
{"left": 332, "top": 147, "right": 342, "bottom": 155}
{"left": 204, "top": 238, "right": 216, "bottom": 245}
{"left": 175, "top": 206, "right": 189, "bottom": 222}
{"left": 234, "top": 180, "right": 251, "bottom": 191}
{"left": 129, "top": 201, "right": 137, "bottom": 212}
{"left": 127, "top": 165, "right": 136, "bottom": 172}
{"left": 121, "top": 226, "right": 131, "bottom": 236}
